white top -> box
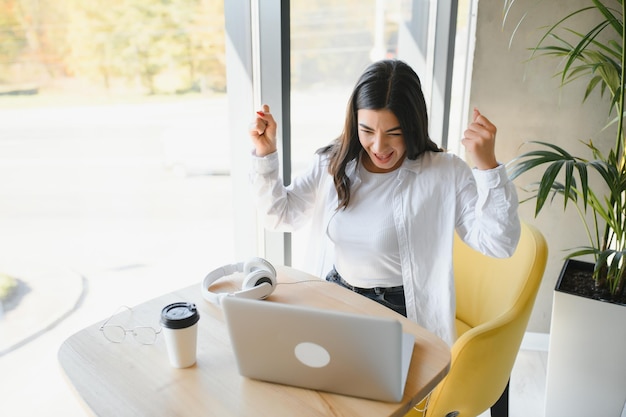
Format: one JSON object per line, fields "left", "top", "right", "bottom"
{"left": 250, "top": 150, "right": 520, "bottom": 346}
{"left": 327, "top": 163, "right": 403, "bottom": 287}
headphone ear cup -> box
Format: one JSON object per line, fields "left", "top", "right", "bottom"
{"left": 241, "top": 269, "right": 275, "bottom": 299}
{"left": 243, "top": 257, "right": 276, "bottom": 278}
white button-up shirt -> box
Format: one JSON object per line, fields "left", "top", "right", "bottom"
{"left": 250, "top": 150, "right": 520, "bottom": 346}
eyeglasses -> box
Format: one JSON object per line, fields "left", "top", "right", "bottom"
{"left": 99, "top": 306, "right": 162, "bottom": 345}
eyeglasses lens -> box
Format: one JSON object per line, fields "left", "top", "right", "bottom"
{"left": 102, "top": 326, "right": 126, "bottom": 343}
{"left": 133, "top": 327, "right": 157, "bottom": 345}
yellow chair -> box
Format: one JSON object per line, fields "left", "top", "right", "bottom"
{"left": 407, "top": 222, "right": 548, "bottom": 417}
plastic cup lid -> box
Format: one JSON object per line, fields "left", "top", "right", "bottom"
{"left": 160, "top": 302, "right": 200, "bottom": 329}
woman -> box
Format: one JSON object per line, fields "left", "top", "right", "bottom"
{"left": 248, "top": 59, "right": 520, "bottom": 346}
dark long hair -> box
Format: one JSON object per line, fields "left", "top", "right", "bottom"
{"left": 319, "top": 59, "right": 442, "bottom": 210}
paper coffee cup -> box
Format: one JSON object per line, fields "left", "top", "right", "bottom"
{"left": 160, "top": 302, "right": 200, "bottom": 368}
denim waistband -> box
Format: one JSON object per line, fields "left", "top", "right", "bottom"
{"left": 326, "top": 268, "right": 404, "bottom": 296}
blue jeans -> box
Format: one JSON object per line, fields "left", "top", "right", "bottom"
{"left": 325, "top": 268, "right": 407, "bottom": 317}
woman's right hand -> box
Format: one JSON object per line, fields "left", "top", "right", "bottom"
{"left": 249, "top": 104, "right": 277, "bottom": 157}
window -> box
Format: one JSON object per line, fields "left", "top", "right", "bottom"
{"left": 0, "top": 0, "right": 233, "bottom": 345}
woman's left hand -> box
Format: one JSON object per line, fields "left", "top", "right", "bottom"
{"left": 461, "top": 108, "right": 499, "bottom": 170}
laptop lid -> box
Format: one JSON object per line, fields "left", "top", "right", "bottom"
{"left": 222, "top": 296, "right": 415, "bottom": 402}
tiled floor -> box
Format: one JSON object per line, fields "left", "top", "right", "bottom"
{"left": 502, "top": 348, "right": 548, "bottom": 417}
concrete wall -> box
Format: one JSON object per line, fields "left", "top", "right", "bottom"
{"left": 470, "top": 0, "right": 615, "bottom": 333}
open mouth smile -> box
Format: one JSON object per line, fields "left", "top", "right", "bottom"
{"left": 374, "top": 152, "right": 394, "bottom": 164}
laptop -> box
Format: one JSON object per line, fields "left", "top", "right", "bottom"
{"left": 221, "top": 296, "right": 415, "bottom": 402}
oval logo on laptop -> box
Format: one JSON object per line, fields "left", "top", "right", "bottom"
{"left": 294, "top": 342, "right": 331, "bottom": 368}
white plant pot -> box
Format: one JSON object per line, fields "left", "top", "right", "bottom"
{"left": 545, "top": 268, "right": 626, "bottom": 417}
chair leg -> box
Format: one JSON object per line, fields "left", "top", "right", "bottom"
{"left": 490, "top": 379, "right": 509, "bottom": 417}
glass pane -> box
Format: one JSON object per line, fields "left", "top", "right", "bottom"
{"left": 0, "top": 1, "right": 231, "bottom": 413}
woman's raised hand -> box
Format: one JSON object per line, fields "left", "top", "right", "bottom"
{"left": 461, "top": 108, "right": 499, "bottom": 170}
{"left": 249, "top": 104, "right": 277, "bottom": 157}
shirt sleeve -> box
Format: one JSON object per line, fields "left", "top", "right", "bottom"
{"left": 249, "top": 151, "right": 322, "bottom": 231}
{"left": 455, "top": 162, "right": 521, "bottom": 258}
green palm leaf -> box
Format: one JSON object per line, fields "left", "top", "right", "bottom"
{"left": 506, "top": 0, "right": 626, "bottom": 296}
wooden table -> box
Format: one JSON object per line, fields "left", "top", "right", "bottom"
{"left": 58, "top": 266, "right": 450, "bottom": 417}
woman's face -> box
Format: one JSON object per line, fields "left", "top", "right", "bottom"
{"left": 357, "top": 108, "right": 406, "bottom": 173}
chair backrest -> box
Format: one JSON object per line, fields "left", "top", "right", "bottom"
{"left": 408, "top": 222, "right": 548, "bottom": 417}
{"left": 454, "top": 223, "right": 546, "bottom": 334}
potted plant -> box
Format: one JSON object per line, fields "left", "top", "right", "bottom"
{"left": 504, "top": 1, "right": 626, "bottom": 415}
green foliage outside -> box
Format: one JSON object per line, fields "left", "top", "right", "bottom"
{"left": 0, "top": 0, "right": 226, "bottom": 95}
{"left": 0, "top": 273, "right": 17, "bottom": 301}
{"left": 0, "top": 0, "right": 389, "bottom": 95}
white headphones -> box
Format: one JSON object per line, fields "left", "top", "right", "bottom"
{"left": 200, "top": 257, "right": 277, "bottom": 305}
